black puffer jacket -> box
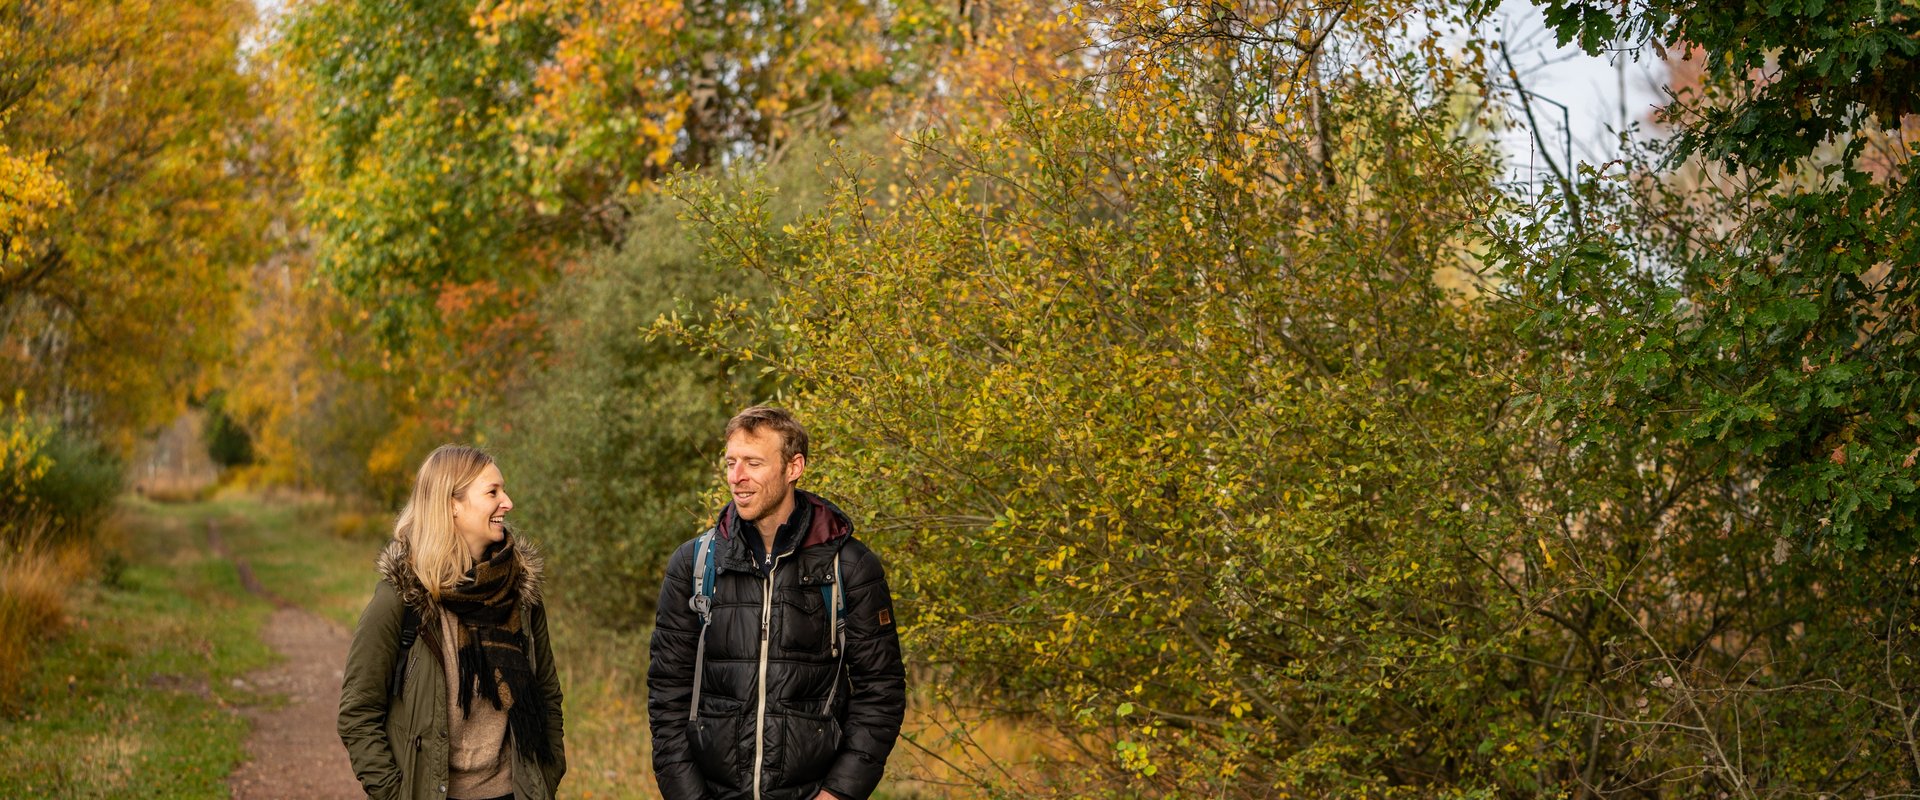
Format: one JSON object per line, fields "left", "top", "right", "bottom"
{"left": 648, "top": 490, "right": 906, "bottom": 800}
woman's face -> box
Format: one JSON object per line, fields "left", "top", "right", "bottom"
{"left": 451, "top": 463, "right": 512, "bottom": 560}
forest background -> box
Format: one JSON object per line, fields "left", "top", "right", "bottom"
{"left": 3, "top": 0, "right": 1919, "bottom": 795}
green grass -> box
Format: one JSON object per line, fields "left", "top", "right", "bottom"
{"left": 546, "top": 611, "right": 658, "bottom": 799}
{"left": 203, "top": 496, "right": 386, "bottom": 630}
{"left": 0, "top": 498, "right": 278, "bottom": 798}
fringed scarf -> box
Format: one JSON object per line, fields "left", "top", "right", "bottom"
{"left": 439, "top": 537, "right": 554, "bottom": 765}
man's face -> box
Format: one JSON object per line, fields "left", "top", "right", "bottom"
{"left": 724, "top": 428, "right": 804, "bottom": 522}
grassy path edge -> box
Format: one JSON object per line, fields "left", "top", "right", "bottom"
{"left": 0, "top": 498, "right": 280, "bottom": 797}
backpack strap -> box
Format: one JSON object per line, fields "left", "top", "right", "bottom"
{"left": 823, "top": 551, "right": 846, "bottom": 657}
{"left": 388, "top": 605, "right": 421, "bottom": 698}
{"left": 821, "top": 547, "right": 847, "bottom": 713}
{"left": 687, "top": 528, "right": 718, "bottom": 722}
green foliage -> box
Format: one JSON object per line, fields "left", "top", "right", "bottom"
{"left": 486, "top": 198, "right": 748, "bottom": 629}
{"left": 1538, "top": 0, "right": 1919, "bottom": 170}
{"left": 25, "top": 430, "right": 122, "bottom": 538}
{"left": 275, "top": 0, "right": 558, "bottom": 342}
{"left": 199, "top": 393, "right": 254, "bottom": 469}
{"left": 484, "top": 134, "right": 885, "bottom": 627}
{"left": 1515, "top": 0, "right": 1920, "bottom": 551}
{"left": 1462, "top": 0, "right": 1920, "bottom": 792}
{"left": 272, "top": 0, "right": 948, "bottom": 347}
{"left": 1, "top": 414, "right": 122, "bottom": 545}
{"left": 663, "top": 46, "right": 1581, "bottom": 790}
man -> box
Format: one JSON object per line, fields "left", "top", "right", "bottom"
{"left": 648, "top": 406, "right": 907, "bottom": 800}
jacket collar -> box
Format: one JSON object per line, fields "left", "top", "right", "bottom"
{"left": 713, "top": 489, "right": 853, "bottom": 571}
{"left": 376, "top": 530, "right": 546, "bottom": 612}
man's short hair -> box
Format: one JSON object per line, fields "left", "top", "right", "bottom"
{"left": 725, "top": 406, "right": 809, "bottom": 463}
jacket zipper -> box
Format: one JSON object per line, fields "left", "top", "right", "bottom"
{"left": 753, "top": 552, "right": 786, "bottom": 800}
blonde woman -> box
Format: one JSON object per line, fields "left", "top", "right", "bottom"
{"left": 339, "top": 445, "right": 565, "bottom": 800}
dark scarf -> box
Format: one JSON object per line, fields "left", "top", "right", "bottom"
{"left": 439, "top": 537, "right": 553, "bottom": 764}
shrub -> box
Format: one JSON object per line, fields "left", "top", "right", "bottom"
{"left": 0, "top": 557, "right": 65, "bottom": 704}
{"left": 328, "top": 510, "right": 389, "bottom": 541}
{"left": 1, "top": 407, "right": 122, "bottom": 547}
{"left": 485, "top": 194, "right": 766, "bottom": 629}
{"left": 485, "top": 131, "right": 895, "bottom": 629}
{"left": 0, "top": 402, "right": 116, "bottom": 706}
{"left": 670, "top": 72, "right": 1534, "bottom": 791}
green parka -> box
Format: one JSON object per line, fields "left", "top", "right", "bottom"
{"left": 338, "top": 539, "right": 567, "bottom": 800}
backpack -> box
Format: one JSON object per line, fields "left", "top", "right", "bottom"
{"left": 686, "top": 527, "right": 847, "bottom": 720}
{"left": 389, "top": 606, "right": 422, "bottom": 697}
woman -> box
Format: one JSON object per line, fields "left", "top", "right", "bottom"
{"left": 339, "top": 445, "right": 566, "bottom": 800}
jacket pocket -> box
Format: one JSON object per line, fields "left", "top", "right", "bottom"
{"left": 777, "top": 585, "right": 830, "bottom": 655}
{"left": 769, "top": 707, "right": 841, "bottom": 789}
{"left": 690, "top": 694, "right": 748, "bottom": 792}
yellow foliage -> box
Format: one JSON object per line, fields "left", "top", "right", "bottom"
{"left": 1, "top": 0, "right": 267, "bottom": 443}
{"left": 663, "top": 0, "right": 1520, "bottom": 789}
{"left": 0, "top": 136, "right": 67, "bottom": 279}
{"left": 1, "top": 391, "right": 53, "bottom": 507}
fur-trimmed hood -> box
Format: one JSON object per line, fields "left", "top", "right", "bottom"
{"left": 375, "top": 531, "right": 547, "bottom": 613}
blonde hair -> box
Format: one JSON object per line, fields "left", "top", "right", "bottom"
{"left": 393, "top": 444, "right": 496, "bottom": 599}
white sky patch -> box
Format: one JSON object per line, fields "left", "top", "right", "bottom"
{"left": 1484, "top": 0, "right": 1669, "bottom": 189}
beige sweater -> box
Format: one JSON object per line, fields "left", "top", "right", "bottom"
{"left": 439, "top": 613, "right": 515, "bottom": 799}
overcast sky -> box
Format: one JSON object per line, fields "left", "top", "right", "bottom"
{"left": 1487, "top": 0, "right": 1669, "bottom": 183}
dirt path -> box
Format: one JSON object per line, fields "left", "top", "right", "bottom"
{"left": 210, "top": 522, "right": 365, "bottom": 800}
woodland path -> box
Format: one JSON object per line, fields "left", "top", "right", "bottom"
{"left": 209, "top": 521, "right": 364, "bottom": 800}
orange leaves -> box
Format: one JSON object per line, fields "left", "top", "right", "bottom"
{"left": 514, "top": 0, "right": 686, "bottom": 143}
{"left": 2, "top": 0, "right": 266, "bottom": 440}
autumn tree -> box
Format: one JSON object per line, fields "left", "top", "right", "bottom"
{"left": 0, "top": 2, "right": 69, "bottom": 280}
{"left": 254, "top": 0, "right": 1088, "bottom": 511}
{"left": 0, "top": 0, "right": 268, "bottom": 445}
{"left": 271, "top": 0, "right": 1007, "bottom": 341}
